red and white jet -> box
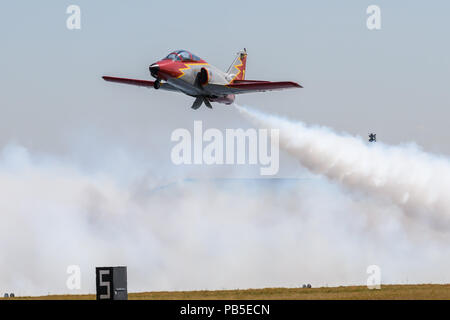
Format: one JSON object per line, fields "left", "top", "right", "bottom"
{"left": 103, "top": 49, "right": 302, "bottom": 110}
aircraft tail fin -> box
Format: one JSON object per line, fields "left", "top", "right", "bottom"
{"left": 226, "top": 49, "right": 247, "bottom": 83}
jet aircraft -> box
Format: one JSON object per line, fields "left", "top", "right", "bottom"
{"left": 103, "top": 49, "right": 302, "bottom": 109}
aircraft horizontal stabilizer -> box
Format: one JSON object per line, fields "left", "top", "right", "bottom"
{"left": 191, "top": 96, "right": 212, "bottom": 110}
{"left": 191, "top": 97, "right": 203, "bottom": 110}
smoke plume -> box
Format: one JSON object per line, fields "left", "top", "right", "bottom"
{"left": 236, "top": 104, "right": 450, "bottom": 231}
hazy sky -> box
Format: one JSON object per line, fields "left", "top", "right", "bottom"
{"left": 1, "top": 0, "right": 449, "bottom": 170}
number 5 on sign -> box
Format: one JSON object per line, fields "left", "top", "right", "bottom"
{"left": 96, "top": 267, "right": 113, "bottom": 300}
{"left": 99, "top": 270, "right": 111, "bottom": 299}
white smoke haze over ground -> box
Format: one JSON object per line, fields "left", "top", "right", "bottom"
{"left": 1, "top": 105, "right": 450, "bottom": 296}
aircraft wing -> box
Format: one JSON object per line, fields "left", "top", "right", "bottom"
{"left": 205, "top": 80, "right": 302, "bottom": 95}
{"left": 102, "top": 76, "right": 178, "bottom": 91}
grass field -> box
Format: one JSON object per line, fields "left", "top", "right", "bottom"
{"left": 2, "top": 284, "right": 450, "bottom": 300}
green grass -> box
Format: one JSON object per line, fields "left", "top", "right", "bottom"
{"left": 3, "top": 284, "right": 450, "bottom": 300}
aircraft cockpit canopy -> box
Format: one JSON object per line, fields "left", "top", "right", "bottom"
{"left": 164, "top": 50, "right": 202, "bottom": 62}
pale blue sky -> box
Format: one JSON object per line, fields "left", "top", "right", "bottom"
{"left": 1, "top": 0, "right": 449, "bottom": 175}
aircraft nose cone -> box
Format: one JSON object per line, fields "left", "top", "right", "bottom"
{"left": 149, "top": 64, "right": 160, "bottom": 78}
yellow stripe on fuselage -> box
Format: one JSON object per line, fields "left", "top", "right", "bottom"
{"left": 177, "top": 63, "right": 209, "bottom": 79}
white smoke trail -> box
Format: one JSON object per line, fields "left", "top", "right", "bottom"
{"left": 236, "top": 104, "right": 450, "bottom": 230}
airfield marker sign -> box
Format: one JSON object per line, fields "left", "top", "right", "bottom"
{"left": 96, "top": 266, "right": 128, "bottom": 300}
